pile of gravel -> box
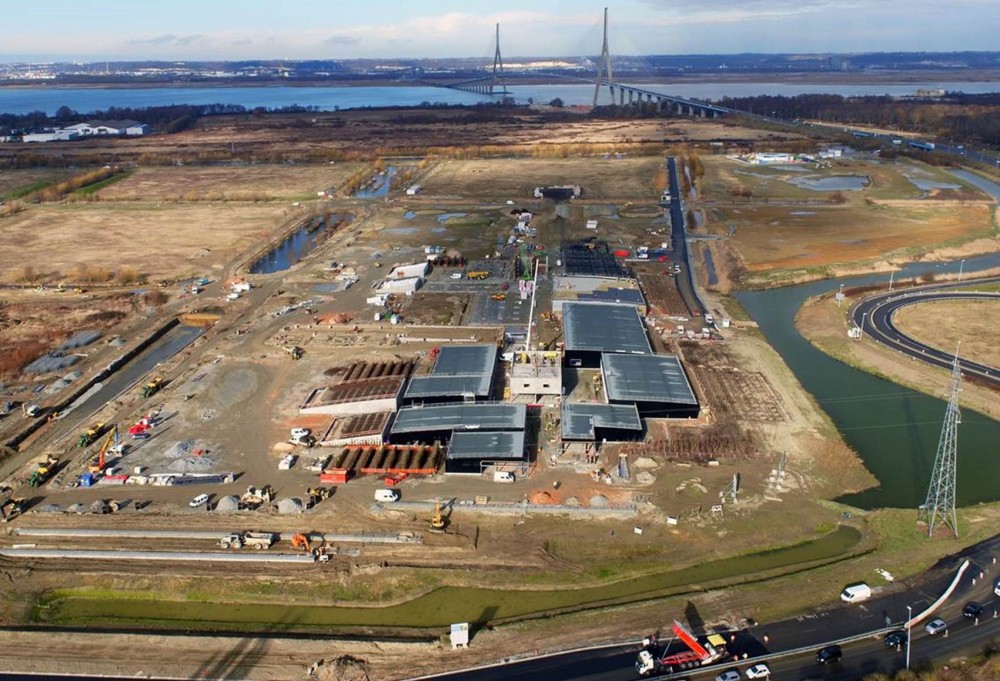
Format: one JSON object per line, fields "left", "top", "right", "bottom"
{"left": 214, "top": 495, "right": 240, "bottom": 513}
{"left": 277, "top": 497, "right": 304, "bottom": 515}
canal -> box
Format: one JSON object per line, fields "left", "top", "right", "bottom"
{"left": 249, "top": 213, "right": 349, "bottom": 275}
{"left": 737, "top": 251, "right": 1000, "bottom": 509}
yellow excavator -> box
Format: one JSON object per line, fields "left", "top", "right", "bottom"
{"left": 429, "top": 500, "right": 447, "bottom": 533}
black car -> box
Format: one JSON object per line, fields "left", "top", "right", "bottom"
{"left": 884, "top": 630, "right": 907, "bottom": 648}
{"left": 963, "top": 601, "right": 984, "bottom": 619}
{"left": 816, "top": 645, "right": 843, "bottom": 664}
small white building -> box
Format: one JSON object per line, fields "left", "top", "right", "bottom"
{"left": 586, "top": 219, "right": 599, "bottom": 230}
{"left": 23, "top": 129, "right": 80, "bottom": 143}
{"left": 378, "top": 276, "right": 422, "bottom": 295}
{"left": 751, "top": 152, "right": 795, "bottom": 165}
{"left": 405, "top": 184, "right": 422, "bottom": 196}
{"left": 387, "top": 262, "right": 430, "bottom": 279}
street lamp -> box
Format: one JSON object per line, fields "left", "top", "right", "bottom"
{"left": 861, "top": 312, "right": 867, "bottom": 340}
{"left": 959, "top": 259, "right": 965, "bottom": 282}
{"left": 906, "top": 605, "right": 912, "bottom": 671}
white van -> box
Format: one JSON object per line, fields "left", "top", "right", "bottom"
{"left": 840, "top": 583, "right": 872, "bottom": 603}
{"left": 493, "top": 471, "right": 515, "bottom": 484}
{"left": 374, "top": 488, "right": 400, "bottom": 503}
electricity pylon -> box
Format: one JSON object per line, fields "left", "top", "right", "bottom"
{"left": 919, "top": 347, "right": 962, "bottom": 538}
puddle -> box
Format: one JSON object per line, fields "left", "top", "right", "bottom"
{"left": 436, "top": 213, "right": 468, "bottom": 223}
{"left": 403, "top": 211, "right": 417, "bottom": 220}
{"left": 790, "top": 211, "right": 816, "bottom": 216}
{"left": 787, "top": 175, "right": 869, "bottom": 191}
{"left": 383, "top": 227, "right": 420, "bottom": 235}
{"left": 909, "top": 179, "right": 961, "bottom": 191}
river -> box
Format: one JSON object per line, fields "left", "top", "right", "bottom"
{"left": 2, "top": 80, "right": 1000, "bottom": 115}
{"left": 738, "top": 250, "right": 1000, "bottom": 510}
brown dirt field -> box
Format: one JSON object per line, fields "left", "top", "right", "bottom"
{"left": 796, "top": 292, "right": 1000, "bottom": 421}
{"left": 418, "top": 157, "right": 663, "bottom": 200}
{"left": 893, "top": 298, "right": 1000, "bottom": 368}
{"left": 0, "top": 202, "right": 297, "bottom": 282}
{"left": 714, "top": 202, "right": 992, "bottom": 272}
{"left": 96, "top": 164, "right": 366, "bottom": 202}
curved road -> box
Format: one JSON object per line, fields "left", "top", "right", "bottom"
{"left": 850, "top": 277, "right": 1000, "bottom": 389}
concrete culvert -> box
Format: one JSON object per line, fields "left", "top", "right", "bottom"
{"left": 89, "top": 500, "right": 109, "bottom": 514}
{"left": 564, "top": 496, "right": 580, "bottom": 507}
{"left": 67, "top": 503, "right": 87, "bottom": 514}
{"left": 277, "top": 497, "right": 304, "bottom": 515}
{"left": 214, "top": 495, "right": 240, "bottom": 513}
{"left": 589, "top": 494, "right": 608, "bottom": 508}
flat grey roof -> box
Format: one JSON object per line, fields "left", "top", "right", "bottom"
{"left": 404, "top": 344, "right": 496, "bottom": 399}
{"left": 562, "top": 403, "right": 642, "bottom": 440}
{"left": 602, "top": 353, "right": 698, "bottom": 405}
{"left": 448, "top": 431, "right": 526, "bottom": 460}
{"left": 563, "top": 303, "right": 651, "bottom": 355}
{"left": 391, "top": 403, "right": 526, "bottom": 434}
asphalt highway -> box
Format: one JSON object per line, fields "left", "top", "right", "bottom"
{"left": 418, "top": 534, "right": 1000, "bottom": 681}
{"left": 666, "top": 157, "right": 707, "bottom": 318}
{"left": 850, "top": 277, "right": 1000, "bottom": 389}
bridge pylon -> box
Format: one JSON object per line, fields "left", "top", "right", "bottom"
{"left": 593, "top": 7, "right": 614, "bottom": 106}
{"left": 490, "top": 23, "right": 507, "bottom": 96}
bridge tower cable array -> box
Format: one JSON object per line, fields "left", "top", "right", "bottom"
{"left": 919, "top": 347, "right": 962, "bottom": 538}
{"left": 490, "top": 23, "right": 507, "bottom": 96}
{"left": 593, "top": 7, "right": 614, "bottom": 106}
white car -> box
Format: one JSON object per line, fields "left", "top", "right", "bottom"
{"left": 188, "top": 493, "right": 210, "bottom": 508}
{"left": 290, "top": 427, "right": 311, "bottom": 439}
{"left": 925, "top": 618, "right": 947, "bottom": 635}
{"left": 278, "top": 454, "right": 297, "bottom": 471}
{"left": 746, "top": 664, "right": 770, "bottom": 679}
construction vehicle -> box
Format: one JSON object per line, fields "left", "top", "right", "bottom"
{"left": 88, "top": 425, "right": 119, "bottom": 473}
{"left": 306, "top": 487, "right": 333, "bottom": 506}
{"left": 636, "top": 621, "right": 726, "bottom": 676}
{"left": 240, "top": 485, "right": 274, "bottom": 509}
{"left": 220, "top": 531, "right": 276, "bottom": 550}
{"left": 28, "top": 456, "right": 59, "bottom": 488}
{"left": 0, "top": 493, "right": 26, "bottom": 523}
{"left": 289, "top": 427, "right": 314, "bottom": 447}
{"left": 22, "top": 404, "right": 41, "bottom": 418}
{"left": 490, "top": 293, "right": 506, "bottom": 301}
{"left": 429, "top": 500, "right": 447, "bottom": 533}
{"left": 77, "top": 422, "right": 105, "bottom": 448}
{"left": 283, "top": 345, "right": 304, "bottom": 360}
{"left": 291, "top": 532, "right": 311, "bottom": 552}
{"left": 141, "top": 376, "right": 164, "bottom": 398}
{"left": 467, "top": 271, "right": 489, "bottom": 280}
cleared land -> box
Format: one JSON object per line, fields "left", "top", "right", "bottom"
{"left": 893, "top": 298, "right": 1000, "bottom": 368}
{"left": 418, "top": 156, "right": 663, "bottom": 199}
{"left": 712, "top": 202, "right": 992, "bottom": 272}
{"left": 0, "top": 202, "right": 295, "bottom": 282}
{"left": 95, "top": 163, "right": 366, "bottom": 202}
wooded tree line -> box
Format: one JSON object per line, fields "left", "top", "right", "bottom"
{"left": 716, "top": 94, "right": 1000, "bottom": 145}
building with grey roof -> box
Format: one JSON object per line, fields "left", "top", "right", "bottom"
{"left": 389, "top": 403, "right": 525, "bottom": 441}
{"left": 562, "top": 302, "right": 651, "bottom": 368}
{"left": 403, "top": 344, "right": 497, "bottom": 405}
{"left": 601, "top": 353, "right": 699, "bottom": 418}
{"left": 551, "top": 275, "right": 646, "bottom": 314}
{"left": 446, "top": 431, "right": 526, "bottom": 473}
{"left": 561, "top": 403, "right": 643, "bottom": 442}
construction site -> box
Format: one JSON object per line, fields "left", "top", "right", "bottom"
{"left": 4, "top": 98, "right": 1000, "bottom": 679}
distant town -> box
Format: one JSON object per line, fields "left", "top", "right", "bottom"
{"left": 3, "top": 51, "right": 1000, "bottom": 85}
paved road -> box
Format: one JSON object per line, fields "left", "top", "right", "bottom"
{"left": 851, "top": 277, "right": 1000, "bottom": 389}
{"left": 666, "top": 157, "right": 706, "bottom": 318}
{"left": 416, "top": 534, "right": 1000, "bottom": 680}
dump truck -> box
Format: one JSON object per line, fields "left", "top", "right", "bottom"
{"left": 28, "top": 456, "right": 59, "bottom": 488}
{"left": 141, "top": 377, "right": 164, "bottom": 398}
{"left": 77, "top": 422, "right": 105, "bottom": 448}
{"left": 636, "top": 621, "right": 725, "bottom": 676}
{"left": 220, "top": 531, "right": 277, "bottom": 550}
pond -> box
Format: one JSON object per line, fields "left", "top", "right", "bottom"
{"left": 787, "top": 175, "right": 870, "bottom": 191}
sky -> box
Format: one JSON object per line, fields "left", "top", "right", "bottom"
{"left": 1, "top": 0, "right": 998, "bottom": 62}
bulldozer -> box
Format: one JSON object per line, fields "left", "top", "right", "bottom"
{"left": 77, "top": 422, "right": 105, "bottom": 448}
{"left": 428, "top": 500, "right": 448, "bottom": 534}
{"left": 283, "top": 345, "right": 304, "bottom": 360}
{"left": 141, "top": 376, "right": 164, "bottom": 398}
{"left": 240, "top": 484, "right": 274, "bottom": 509}
{"left": 0, "top": 495, "right": 26, "bottom": 523}
{"left": 306, "top": 487, "right": 332, "bottom": 506}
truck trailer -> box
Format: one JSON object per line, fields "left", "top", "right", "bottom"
{"left": 636, "top": 621, "right": 725, "bottom": 676}
{"left": 220, "top": 531, "right": 277, "bottom": 550}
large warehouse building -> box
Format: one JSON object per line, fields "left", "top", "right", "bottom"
{"left": 388, "top": 403, "right": 528, "bottom": 474}
{"left": 402, "top": 344, "right": 498, "bottom": 405}
{"left": 601, "top": 353, "right": 699, "bottom": 418}
{"left": 561, "top": 403, "right": 643, "bottom": 447}
{"left": 562, "top": 302, "right": 652, "bottom": 368}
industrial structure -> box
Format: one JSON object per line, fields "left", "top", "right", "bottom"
{"left": 920, "top": 350, "right": 962, "bottom": 538}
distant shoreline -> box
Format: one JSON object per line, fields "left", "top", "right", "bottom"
{"left": 1, "top": 69, "right": 1000, "bottom": 91}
